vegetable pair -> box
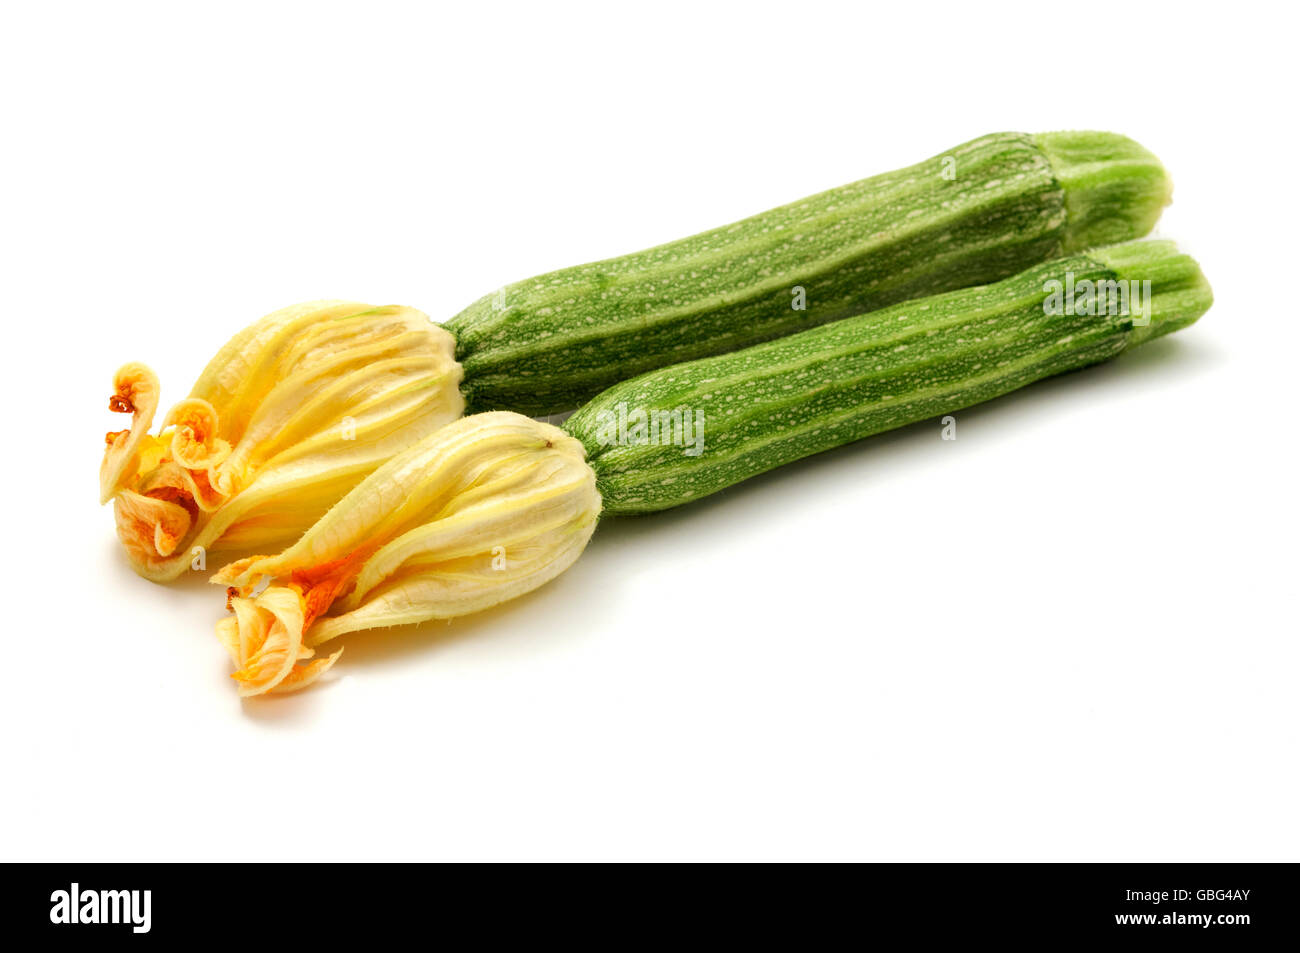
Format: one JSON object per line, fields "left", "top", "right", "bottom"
{"left": 96, "top": 130, "right": 1209, "bottom": 696}
{"left": 102, "top": 130, "right": 1171, "bottom": 581}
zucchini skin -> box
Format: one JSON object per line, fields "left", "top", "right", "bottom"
{"left": 447, "top": 132, "right": 1171, "bottom": 416}
{"left": 565, "top": 241, "right": 1211, "bottom": 515}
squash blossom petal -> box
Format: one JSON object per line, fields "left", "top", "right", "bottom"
{"left": 101, "top": 301, "right": 465, "bottom": 582}
{"left": 211, "top": 412, "right": 601, "bottom": 695}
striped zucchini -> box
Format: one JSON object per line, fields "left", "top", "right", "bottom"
{"left": 447, "top": 131, "right": 1172, "bottom": 415}
{"left": 565, "top": 240, "right": 1212, "bottom": 514}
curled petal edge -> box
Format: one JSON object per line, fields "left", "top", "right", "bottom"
{"left": 218, "top": 586, "right": 344, "bottom": 697}
{"left": 100, "top": 363, "right": 161, "bottom": 503}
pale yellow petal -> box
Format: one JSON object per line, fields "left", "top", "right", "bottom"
{"left": 214, "top": 617, "right": 242, "bottom": 665}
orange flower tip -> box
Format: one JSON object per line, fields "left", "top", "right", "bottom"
{"left": 108, "top": 395, "right": 135, "bottom": 414}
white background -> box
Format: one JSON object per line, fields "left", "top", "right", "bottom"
{"left": 3, "top": 1, "right": 1296, "bottom": 861}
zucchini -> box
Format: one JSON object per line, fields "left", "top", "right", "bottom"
{"left": 447, "top": 131, "right": 1172, "bottom": 415}
{"left": 565, "top": 240, "right": 1212, "bottom": 514}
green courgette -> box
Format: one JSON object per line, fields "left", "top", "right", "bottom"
{"left": 566, "top": 239, "right": 1212, "bottom": 514}
{"left": 447, "top": 131, "right": 1172, "bottom": 415}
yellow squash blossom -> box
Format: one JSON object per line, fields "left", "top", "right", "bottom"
{"left": 101, "top": 301, "right": 464, "bottom": 582}
{"left": 212, "top": 412, "right": 601, "bottom": 696}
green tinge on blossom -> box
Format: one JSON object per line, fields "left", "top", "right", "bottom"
{"left": 101, "top": 301, "right": 465, "bottom": 582}
{"left": 212, "top": 412, "right": 601, "bottom": 696}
